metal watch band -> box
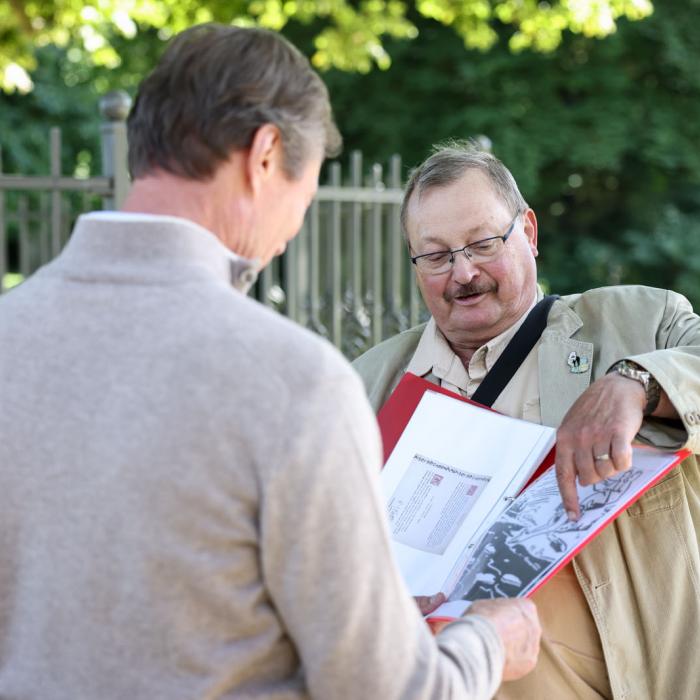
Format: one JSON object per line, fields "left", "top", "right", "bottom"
{"left": 608, "top": 360, "right": 661, "bottom": 416}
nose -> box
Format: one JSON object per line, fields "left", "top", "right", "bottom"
{"left": 450, "top": 248, "right": 479, "bottom": 284}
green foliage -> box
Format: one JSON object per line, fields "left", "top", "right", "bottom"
{"left": 3, "top": 0, "right": 700, "bottom": 310}
{"left": 320, "top": 0, "right": 700, "bottom": 306}
{"left": 1, "top": 0, "right": 651, "bottom": 91}
{"left": 0, "top": 29, "right": 164, "bottom": 176}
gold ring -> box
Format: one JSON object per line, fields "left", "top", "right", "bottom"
{"left": 594, "top": 453, "right": 610, "bottom": 461}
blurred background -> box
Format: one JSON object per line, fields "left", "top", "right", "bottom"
{"left": 1, "top": 0, "right": 699, "bottom": 357}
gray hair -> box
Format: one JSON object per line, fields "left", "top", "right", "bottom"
{"left": 400, "top": 140, "right": 528, "bottom": 240}
{"left": 128, "top": 24, "right": 342, "bottom": 181}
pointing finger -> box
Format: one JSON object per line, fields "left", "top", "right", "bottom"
{"left": 555, "top": 446, "right": 580, "bottom": 521}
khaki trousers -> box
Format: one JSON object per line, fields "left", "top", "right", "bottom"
{"left": 496, "top": 563, "right": 612, "bottom": 700}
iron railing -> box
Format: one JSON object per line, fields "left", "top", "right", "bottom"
{"left": 0, "top": 92, "right": 426, "bottom": 359}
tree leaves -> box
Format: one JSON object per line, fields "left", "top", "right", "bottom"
{"left": 1, "top": 0, "right": 653, "bottom": 91}
{"left": 319, "top": 0, "right": 700, "bottom": 305}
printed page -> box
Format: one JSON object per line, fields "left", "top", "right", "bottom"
{"left": 447, "top": 446, "right": 683, "bottom": 604}
{"left": 387, "top": 454, "right": 489, "bottom": 555}
{"left": 381, "top": 390, "right": 555, "bottom": 595}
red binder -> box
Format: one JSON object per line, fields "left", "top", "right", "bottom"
{"left": 376, "top": 372, "right": 690, "bottom": 624}
{"left": 377, "top": 372, "right": 556, "bottom": 487}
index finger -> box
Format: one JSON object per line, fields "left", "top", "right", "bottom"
{"left": 555, "top": 446, "right": 581, "bottom": 521}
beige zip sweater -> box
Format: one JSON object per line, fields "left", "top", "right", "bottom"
{"left": 0, "top": 213, "right": 504, "bottom": 700}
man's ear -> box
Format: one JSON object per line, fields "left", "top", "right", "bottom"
{"left": 246, "top": 124, "right": 284, "bottom": 195}
{"left": 523, "top": 208, "right": 539, "bottom": 257}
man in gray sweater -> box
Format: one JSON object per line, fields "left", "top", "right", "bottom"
{"left": 0, "top": 24, "right": 540, "bottom": 699}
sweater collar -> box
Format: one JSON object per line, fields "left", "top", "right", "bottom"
{"left": 51, "top": 212, "right": 259, "bottom": 293}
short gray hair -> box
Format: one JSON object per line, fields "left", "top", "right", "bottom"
{"left": 400, "top": 141, "right": 528, "bottom": 240}
{"left": 128, "top": 24, "right": 342, "bottom": 181}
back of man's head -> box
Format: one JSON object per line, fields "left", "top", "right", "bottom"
{"left": 127, "top": 23, "right": 342, "bottom": 182}
{"left": 400, "top": 141, "right": 528, "bottom": 239}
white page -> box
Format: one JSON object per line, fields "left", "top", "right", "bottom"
{"left": 381, "top": 391, "right": 555, "bottom": 595}
{"left": 446, "top": 446, "right": 682, "bottom": 604}
{"left": 431, "top": 600, "right": 472, "bottom": 619}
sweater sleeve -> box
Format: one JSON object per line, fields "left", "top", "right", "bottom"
{"left": 259, "top": 366, "right": 504, "bottom": 700}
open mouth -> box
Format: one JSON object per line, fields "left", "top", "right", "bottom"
{"left": 454, "top": 294, "right": 484, "bottom": 305}
{"left": 452, "top": 290, "right": 489, "bottom": 305}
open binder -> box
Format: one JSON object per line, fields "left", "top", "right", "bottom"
{"left": 378, "top": 373, "right": 689, "bottom": 619}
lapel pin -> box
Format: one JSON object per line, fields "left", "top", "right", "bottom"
{"left": 567, "top": 351, "right": 589, "bottom": 374}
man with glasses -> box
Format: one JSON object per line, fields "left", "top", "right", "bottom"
{"left": 354, "top": 142, "right": 700, "bottom": 699}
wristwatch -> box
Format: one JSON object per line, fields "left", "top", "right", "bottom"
{"left": 608, "top": 360, "right": 661, "bottom": 416}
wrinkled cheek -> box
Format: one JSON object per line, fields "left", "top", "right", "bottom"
{"left": 424, "top": 283, "right": 449, "bottom": 307}
{"left": 417, "top": 274, "right": 442, "bottom": 296}
{"left": 414, "top": 279, "right": 445, "bottom": 319}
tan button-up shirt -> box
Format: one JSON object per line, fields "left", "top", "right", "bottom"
{"left": 406, "top": 300, "right": 541, "bottom": 423}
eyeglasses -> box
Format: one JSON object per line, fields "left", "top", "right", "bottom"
{"left": 410, "top": 212, "right": 521, "bottom": 275}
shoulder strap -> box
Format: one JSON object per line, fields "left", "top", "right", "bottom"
{"left": 471, "top": 294, "right": 559, "bottom": 408}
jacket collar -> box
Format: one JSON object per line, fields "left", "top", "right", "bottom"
{"left": 407, "top": 317, "right": 460, "bottom": 379}
{"left": 407, "top": 292, "right": 540, "bottom": 383}
{"left": 538, "top": 298, "right": 594, "bottom": 427}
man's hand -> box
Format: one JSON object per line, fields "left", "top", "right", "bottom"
{"left": 555, "top": 373, "right": 646, "bottom": 520}
{"left": 414, "top": 592, "right": 446, "bottom": 616}
{"left": 468, "top": 598, "right": 541, "bottom": 681}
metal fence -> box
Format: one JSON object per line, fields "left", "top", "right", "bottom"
{"left": 0, "top": 92, "right": 426, "bottom": 359}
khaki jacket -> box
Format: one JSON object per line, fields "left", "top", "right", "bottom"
{"left": 353, "top": 285, "right": 700, "bottom": 700}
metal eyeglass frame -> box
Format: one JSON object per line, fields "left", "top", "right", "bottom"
{"left": 410, "top": 211, "right": 521, "bottom": 273}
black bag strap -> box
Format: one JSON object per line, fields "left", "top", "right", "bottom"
{"left": 471, "top": 294, "right": 559, "bottom": 408}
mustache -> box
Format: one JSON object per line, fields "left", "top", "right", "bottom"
{"left": 443, "top": 281, "right": 497, "bottom": 303}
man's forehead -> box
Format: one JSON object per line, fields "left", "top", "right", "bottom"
{"left": 406, "top": 172, "right": 510, "bottom": 240}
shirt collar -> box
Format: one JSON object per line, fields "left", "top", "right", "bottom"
{"left": 407, "top": 289, "right": 541, "bottom": 385}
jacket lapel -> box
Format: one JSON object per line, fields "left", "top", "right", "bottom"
{"left": 539, "top": 301, "right": 594, "bottom": 427}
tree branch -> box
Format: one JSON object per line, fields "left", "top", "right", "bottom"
{"left": 8, "top": 0, "right": 35, "bottom": 36}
